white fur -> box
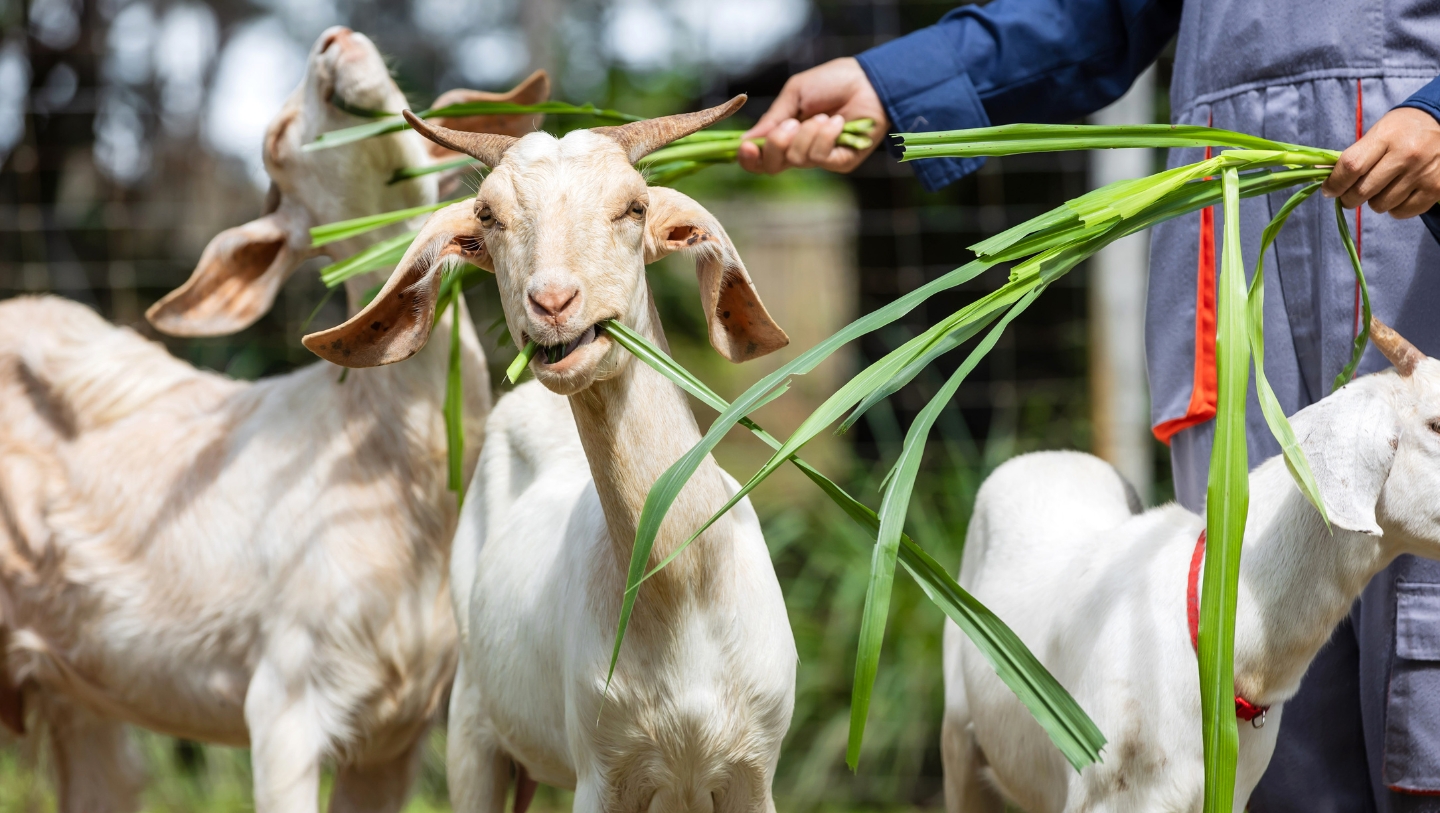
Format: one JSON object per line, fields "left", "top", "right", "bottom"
{"left": 943, "top": 360, "right": 1440, "bottom": 812}
{"left": 0, "top": 28, "right": 494, "bottom": 813}
{"left": 441, "top": 129, "right": 797, "bottom": 813}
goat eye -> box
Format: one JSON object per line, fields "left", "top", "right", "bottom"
{"left": 630, "top": 201, "right": 646, "bottom": 218}
{"left": 477, "top": 205, "right": 498, "bottom": 227}
{"left": 1429, "top": 419, "right": 1440, "bottom": 435}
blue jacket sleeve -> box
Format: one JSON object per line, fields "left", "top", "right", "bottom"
{"left": 856, "top": 0, "right": 1184, "bottom": 191}
{"left": 1395, "top": 75, "right": 1440, "bottom": 244}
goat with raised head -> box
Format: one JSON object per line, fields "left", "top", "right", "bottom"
{"left": 940, "top": 319, "right": 1440, "bottom": 812}
{"left": 0, "top": 27, "right": 545, "bottom": 812}
{"left": 306, "top": 98, "right": 798, "bottom": 813}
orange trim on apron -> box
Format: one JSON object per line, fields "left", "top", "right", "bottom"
{"left": 1153, "top": 116, "right": 1218, "bottom": 445}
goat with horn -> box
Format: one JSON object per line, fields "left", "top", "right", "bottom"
{"left": 939, "top": 318, "right": 1440, "bottom": 811}
{"left": 307, "top": 97, "right": 796, "bottom": 813}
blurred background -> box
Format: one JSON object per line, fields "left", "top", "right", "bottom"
{"left": 0, "top": 0, "right": 1176, "bottom": 809}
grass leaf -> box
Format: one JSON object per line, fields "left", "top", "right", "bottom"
{"left": 1199, "top": 167, "right": 1249, "bottom": 813}
{"left": 897, "top": 123, "right": 1337, "bottom": 162}
{"left": 849, "top": 288, "right": 1041, "bottom": 769}
{"left": 603, "top": 259, "right": 997, "bottom": 694}
{"left": 1332, "top": 199, "right": 1372, "bottom": 391}
{"left": 310, "top": 198, "right": 463, "bottom": 247}
{"left": 604, "top": 318, "right": 1105, "bottom": 771}
{"left": 304, "top": 101, "right": 645, "bottom": 152}
{"left": 444, "top": 289, "right": 465, "bottom": 505}
{"left": 319, "top": 231, "right": 417, "bottom": 288}
{"left": 1247, "top": 183, "right": 1329, "bottom": 524}
{"left": 389, "top": 157, "right": 486, "bottom": 185}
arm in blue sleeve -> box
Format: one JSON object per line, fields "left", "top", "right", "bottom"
{"left": 1395, "top": 77, "right": 1440, "bottom": 246}
{"left": 855, "top": 0, "right": 1183, "bottom": 191}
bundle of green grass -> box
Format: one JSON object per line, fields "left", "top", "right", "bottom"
{"left": 306, "top": 101, "right": 1369, "bottom": 813}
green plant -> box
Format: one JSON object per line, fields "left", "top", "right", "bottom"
{"left": 619, "top": 123, "right": 1368, "bottom": 811}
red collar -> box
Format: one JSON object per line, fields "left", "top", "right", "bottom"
{"left": 1187, "top": 530, "right": 1270, "bottom": 726}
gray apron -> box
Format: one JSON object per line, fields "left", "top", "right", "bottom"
{"left": 1144, "top": 1, "right": 1440, "bottom": 809}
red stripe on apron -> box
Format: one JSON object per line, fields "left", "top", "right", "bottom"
{"left": 1153, "top": 113, "right": 1219, "bottom": 444}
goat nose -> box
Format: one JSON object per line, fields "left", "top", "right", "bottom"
{"left": 319, "top": 27, "right": 353, "bottom": 52}
{"left": 529, "top": 288, "right": 580, "bottom": 322}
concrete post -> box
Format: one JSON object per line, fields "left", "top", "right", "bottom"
{"left": 1088, "top": 66, "right": 1157, "bottom": 502}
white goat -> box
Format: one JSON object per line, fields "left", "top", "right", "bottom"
{"left": 0, "top": 28, "right": 543, "bottom": 812}
{"left": 305, "top": 98, "right": 799, "bottom": 813}
{"left": 941, "top": 319, "right": 1440, "bottom": 812}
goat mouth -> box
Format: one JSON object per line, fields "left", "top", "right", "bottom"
{"left": 536, "top": 323, "right": 606, "bottom": 366}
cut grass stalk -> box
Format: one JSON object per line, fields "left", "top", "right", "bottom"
{"left": 309, "top": 198, "right": 463, "bottom": 247}
{"left": 318, "top": 230, "right": 418, "bottom": 288}
{"left": 507, "top": 340, "right": 539, "bottom": 384}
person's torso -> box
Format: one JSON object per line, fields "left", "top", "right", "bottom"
{"left": 1172, "top": 0, "right": 1440, "bottom": 118}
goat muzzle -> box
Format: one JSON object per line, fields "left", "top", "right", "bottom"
{"left": 1371, "top": 316, "right": 1423, "bottom": 377}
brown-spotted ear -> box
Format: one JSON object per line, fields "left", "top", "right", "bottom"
{"left": 424, "top": 69, "right": 550, "bottom": 159}
{"left": 643, "top": 186, "right": 787, "bottom": 363}
{"left": 303, "top": 201, "right": 487, "bottom": 367}
{"left": 147, "top": 211, "right": 310, "bottom": 337}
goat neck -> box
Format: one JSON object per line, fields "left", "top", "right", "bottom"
{"left": 1230, "top": 458, "right": 1395, "bottom": 704}
{"left": 564, "top": 293, "right": 734, "bottom": 593}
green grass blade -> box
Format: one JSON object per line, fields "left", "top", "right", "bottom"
{"left": 1247, "top": 183, "right": 1329, "bottom": 524}
{"left": 837, "top": 315, "right": 995, "bottom": 434}
{"left": 507, "top": 340, "right": 538, "bottom": 383}
{"left": 1199, "top": 167, "right": 1250, "bottom": 813}
{"left": 301, "top": 287, "right": 338, "bottom": 332}
{"left": 606, "top": 318, "right": 1105, "bottom": 771}
{"left": 305, "top": 101, "right": 645, "bottom": 152}
{"left": 1332, "top": 199, "right": 1372, "bottom": 391}
{"left": 310, "top": 198, "right": 463, "bottom": 247}
{"left": 305, "top": 118, "right": 410, "bottom": 150}
{"left": 849, "top": 288, "right": 1040, "bottom": 769}
{"left": 328, "top": 94, "right": 394, "bottom": 119}
{"left": 319, "top": 230, "right": 417, "bottom": 288}
{"left": 389, "top": 157, "right": 486, "bottom": 185}
{"left": 423, "top": 100, "right": 644, "bottom": 122}
{"left": 444, "top": 289, "right": 465, "bottom": 505}
{"left": 604, "top": 259, "right": 996, "bottom": 690}
{"left": 666, "top": 274, "right": 1043, "bottom": 569}
{"left": 896, "top": 123, "right": 1336, "bottom": 161}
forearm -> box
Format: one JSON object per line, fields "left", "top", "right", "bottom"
{"left": 858, "top": 0, "right": 1182, "bottom": 191}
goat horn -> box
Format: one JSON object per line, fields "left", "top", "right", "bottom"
{"left": 1370, "top": 315, "right": 1423, "bottom": 377}
{"left": 594, "top": 95, "right": 747, "bottom": 164}
{"left": 403, "top": 110, "right": 517, "bottom": 167}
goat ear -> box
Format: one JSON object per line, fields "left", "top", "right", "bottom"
{"left": 303, "top": 201, "right": 485, "bottom": 367}
{"left": 424, "top": 70, "right": 550, "bottom": 159}
{"left": 147, "top": 211, "right": 309, "bottom": 337}
{"left": 643, "top": 186, "right": 788, "bottom": 363}
{"left": 1289, "top": 376, "right": 1400, "bottom": 535}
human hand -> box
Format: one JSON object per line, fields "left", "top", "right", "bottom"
{"left": 737, "top": 57, "right": 888, "bottom": 175}
{"left": 1323, "top": 106, "right": 1440, "bottom": 219}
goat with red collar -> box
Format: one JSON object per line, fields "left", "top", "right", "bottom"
{"left": 942, "top": 319, "right": 1440, "bottom": 812}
